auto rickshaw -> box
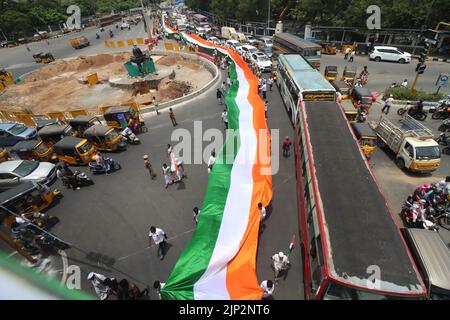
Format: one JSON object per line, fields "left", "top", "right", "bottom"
{"left": 351, "top": 122, "right": 377, "bottom": 157}
{"left": 351, "top": 87, "right": 373, "bottom": 112}
{"left": 9, "top": 139, "right": 57, "bottom": 162}
{"left": 103, "top": 106, "right": 147, "bottom": 133}
{"left": 37, "top": 124, "right": 73, "bottom": 147}
{"left": 53, "top": 136, "right": 97, "bottom": 165}
{"left": 331, "top": 80, "right": 352, "bottom": 100}
{"left": 341, "top": 66, "right": 357, "bottom": 85}
{"left": 32, "top": 52, "right": 55, "bottom": 64}
{"left": 321, "top": 43, "right": 337, "bottom": 55}
{"left": 324, "top": 66, "right": 338, "bottom": 82}
{"left": 341, "top": 103, "right": 359, "bottom": 123}
{"left": 69, "top": 115, "right": 102, "bottom": 137}
{"left": 34, "top": 118, "right": 60, "bottom": 131}
{"left": 0, "top": 69, "right": 14, "bottom": 93}
{"left": 0, "top": 146, "right": 11, "bottom": 163}
{"left": 83, "top": 125, "right": 127, "bottom": 152}
{"left": 0, "top": 181, "right": 61, "bottom": 229}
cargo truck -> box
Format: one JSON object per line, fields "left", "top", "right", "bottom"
{"left": 371, "top": 115, "right": 441, "bottom": 173}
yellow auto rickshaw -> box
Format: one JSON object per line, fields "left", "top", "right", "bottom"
{"left": 83, "top": 125, "right": 127, "bottom": 152}
{"left": 341, "top": 103, "right": 359, "bottom": 123}
{"left": 341, "top": 66, "right": 356, "bottom": 85}
{"left": 37, "top": 124, "right": 73, "bottom": 147}
{"left": 0, "top": 69, "right": 14, "bottom": 93}
{"left": 103, "top": 106, "right": 147, "bottom": 133}
{"left": 1, "top": 181, "right": 61, "bottom": 229}
{"left": 351, "top": 87, "right": 373, "bottom": 112}
{"left": 331, "top": 80, "right": 352, "bottom": 100}
{"left": 324, "top": 66, "right": 338, "bottom": 82}
{"left": 9, "top": 139, "right": 57, "bottom": 162}
{"left": 321, "top": 43, "right": 337, "bottom": 55}
{"left": 351, "top": 122, "right": 377, "bottom": 157}
{"left": 32, "top": 52, "right": 55, "bottom": 64}
{"left": 69, "top": 115, "right": 102, "bottom": 137}
{"left": 0, "top": 146, "right": 11, "bottom": 163}
{"left": 53, "top": 136, "right": 96, "bottom": 165}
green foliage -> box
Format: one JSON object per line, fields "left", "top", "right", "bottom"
{"left": 384, "top": 87, "right": 445, "bottom": 102}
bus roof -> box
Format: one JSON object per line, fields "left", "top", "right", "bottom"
{"left": 304, "top": 101, "right": 425, "bottom": 296}
{"left": 274, "top": 32, "right": 321, "bottom": 50}
{"left": 279, "top": 54, "right": 313, "bottom": 71}
{"left": 294, "top": 70, "right": 336, "bottom": 92}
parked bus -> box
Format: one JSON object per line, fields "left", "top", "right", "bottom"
{"left": 98, "top": 14, "right": 122, "bottom": 27}
{"left": 276, "top": 54, "right": 335, "bottom": 124}
{"left": 276, "top": 54, "right": 427, "bottom": 300}
{"left": 274, "top": 33, "right": 322, "bottom": 69}
{"left": 193, "top": 14, "right": 208, "bottom": 26}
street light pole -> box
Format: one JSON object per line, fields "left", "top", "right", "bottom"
{"left": 267, "top": 0, "right": 271, "bottom": 33}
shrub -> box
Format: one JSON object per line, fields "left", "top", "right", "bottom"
{"left": 383, "top": 87, "right": 445, "bottom": 102}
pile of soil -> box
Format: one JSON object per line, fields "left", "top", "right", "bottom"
{"left": 158, "top": 80, "right": 192, "bottom": 100}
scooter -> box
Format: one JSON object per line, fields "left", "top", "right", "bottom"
{"left": 88, "top": 158, "right": 121, "bottom": 174}
{"left": 62, "top": 171, "right": 94, "bottom": 188}
{"left": 438, "top": 119, "right": 450, "bottom": 132}
{"left": 121, "top": 127, "right": 140, "bottom": 145}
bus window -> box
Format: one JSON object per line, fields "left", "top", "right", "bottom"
{"left": 323, "top": 282, "right": 417, "bottom": 300}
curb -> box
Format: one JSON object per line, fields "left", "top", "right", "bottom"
{"left": 412, "top": 55, "right": 449, "bottom": 63}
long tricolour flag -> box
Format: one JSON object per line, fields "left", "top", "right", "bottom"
{"left": 160, "top": 17, "right": 273, "bottom": 300}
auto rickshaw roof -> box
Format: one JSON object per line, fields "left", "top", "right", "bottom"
{"left": 37, "top": 124, "right": 68, "bottom": 137}
{"left": 35, "top": 118, "right": 59, "bottom": 131}
{"left": 341, "top": 103, "right": 357, "bottom": 112}
{"left": 53, "top": 136, "right": 85, "bottom": 151}
{"left": 84, "top": 125, "right": 113, "bottom": 138}
{"left": 344, "top": 66, "right": 356, "bottom": 73}
{"left": 69, "top": 115, "right": 98, "bottom": 126}
{"left": 325, "top": 65, "right": 338, "bottom": 72}
{"left": 9, "top": 139, "right": 40, "bottom": 152}
{"left": 352, "top": 87, "right": 372, "bottom": 97}
{"left": 104, "top": 106, "right": 133, "bottom": 116}
{"left": 351, "top": 122, "right": 376, "bottom": 138}
{"left": 331, "top": 81, "right": 351, "bottom": 90}
{"left": 0, "top": 181, "right": 39, "bottom": 206}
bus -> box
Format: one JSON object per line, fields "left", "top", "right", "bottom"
{"left": 276, "top": 54, "right": 428, "bottom": 300}
{"left": 276, "top": 54, "right": 335, "bottom": 124}
{"left": 274, "top": 33, "right": 322, "bottom": 69}
{"left": 193, "top": 14, "right": 208, "bottom": 26}
{"left": 98, "top": 14, "right": 122, "bottom": 27}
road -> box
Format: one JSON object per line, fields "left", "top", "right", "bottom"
{"left": 0, "top": 21, "right": 148, "bottom": 78}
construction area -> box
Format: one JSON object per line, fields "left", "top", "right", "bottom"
{"left": 0, "top": 53, "right": 213, "bottom": 114}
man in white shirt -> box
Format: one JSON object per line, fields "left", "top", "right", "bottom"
{"left": 258, "top": 202, "right": 266, "bottom": 221}
{"left": 401, "top": 79, "right": 408, "bottom": 88}
{"left": 264, "top": 100, "right": 268, "bottom": 119}
{"left": 344, "top": 47, "right": 350, "bottom": 60}
{"left": 221, "top": 109, "right": 228, "bottom": 129}
{"left": 193, "top": 207, "right": 200, "bottom": 225}
{"left": 382, "top": 94, "right": 394, "bottom": 114}
{"left": 436, "top": 176, "right": 450, "bottom": 194}
{"left": 153, "top": 280, "right": 166, "bottom": 299}
{"left": 208, "top": 151, "right": 216, "bottom": 174}
{"left": 261, "top": 82, "right": 267, "bottom": 100}
{"left": 271, "top": 251, "right": 290, "bottom": 284}
{"left": 87, "top": 272, "right": 109, "bottom": 300}
{"left": 260, "top": 280, "right": 274, "bottom": 300}
{"left": 149, "top": 226, "right": 168, "bottom": 260}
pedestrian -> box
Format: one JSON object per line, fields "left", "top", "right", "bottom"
{"left": 169, "top": 108, "right": 177, "bottom": 126}
{"left": 344, "top": 47, "right": 350, "bottom": 60}
{"left": 271, "top": 252, "right": 290, "bottom": 285}
{"left": 193, "top": 207, "right": 200, "bottom": 225}
{"left": 267, "top": 76, "right": 274, "bottom": 91}
{"left": 118, "top": 279, "right": 149, "bottom": 300}
{"left": 208, "top": 151, "right": 216, "bottom": 174}
{"left": 349, "top": 50, "right": 355, "bottom": 62}
{"left": 152, "top": 96, "right": 159, "bottom": 115}
{"left": 382, "top": 94, "right": 394, "bottom": 114}
{"left": 87, "top": 272, "right": 110, "bottom": 300}
{"left": 167, "top": 144, "right": 173, "bottom": 158}
{"left": 401, "top": 79, "right": 408, "bottom": 88}
{"left": 221, "top": 81, "right": 227, "bottom": 93}
{"left": 217, "top": 87, "right": 223, "bottom": 105}
{"left": 153, "top": 280, "right": 166, "bottom": 299}
{"left": 221, "top": 109, "right": 228, "bottom": 129}
{"left": 282, "top": 136, "right": 292, "bottom": 158}
{"left": 226, "top": 75, "right": 232, "bottom": 88}
{"left": 143, "top": 155, "right": 157, "bottom": 179}
{"left": 264, "top": 100, "right": 268, "bottom": 119}
{"left": 260, "top": 280, "right": 274, "bottom": 300}
{"left": 261, "top": 81, "right": 267, "bottom": 100}
{"left": 162, "top": 163, "right": 174, "bottom": 188}
{"left": 258, "top": 202, "right": 266, "bottom": 221}
{"left": 149, "top": 226, "right": 168, "bottom": 260}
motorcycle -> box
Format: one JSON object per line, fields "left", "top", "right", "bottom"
{"left": 62, "top": 171, "right": 94, "bottom": 188}
{"left": 438, "top": 119, "right": 450, "bottom": 132}
{"left": 407, "top": 107, "right": 427, "bottom": 121}
{"left": 121, "top": 127, "right": 140, "bottom": 145}
{"left": 436, "top": 132, "right": 450, "bottom": 155}
{"left": 96, "top": 33, "right": 100, "bottom": 39}
{"left": 88, "top": 157, "right": 121, "bottom": 174}
{"left": 35, "top": 233, "right": 71, "bottom": 254}
{"left": 397, "top": 103, "right": 414, "bottom": 116}
{"left": 401, "top": 200, "right": 439, "bottom": 231}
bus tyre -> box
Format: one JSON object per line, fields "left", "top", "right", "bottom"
{"left": 396, "top": 158, "right": 406, "bottom": 170}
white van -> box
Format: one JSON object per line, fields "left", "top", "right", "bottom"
{"left": 369, "top": 46, "right": 412, "bottom": 64}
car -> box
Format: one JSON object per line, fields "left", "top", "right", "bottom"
{"left": 121, "top": 22, "right": 130, "bottom": 30}
{"left": 225, "top": 39, "right": 240, "bottom": 49}
{"left": 259, "top": 37, "right": 273, "bottom": 48}
{"left": 259, "top": 47, "right": 273, "bottom": 58}
{"left": 0, "top": 160, "right": 56, "bottom": 190}
{"left": 240, "top": 45, "right": 258, "bottom": 60}
{"left": 369, "top": 46, "right": 411, "bottom": 64}
{"left": 250, "top": 53, "right": 273, "bottom": 73}
{"left": 244, "top": 34, "right": 258, "bottom": 46}
{"left": 195, "top": 27, "right": 208, "bottom": 37}
{"left": 207, "top": 36, "right": 220, "bottom": 45}
{"left": 0, "top": 123, "right": 37, "bottom": 147}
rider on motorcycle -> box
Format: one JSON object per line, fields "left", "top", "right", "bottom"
{"left": 95, "top": 152, "right": 106, "bottom": 169}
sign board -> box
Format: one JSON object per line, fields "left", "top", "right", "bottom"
{"left": 436, "top": 74, "right": 449, "bottom": 87}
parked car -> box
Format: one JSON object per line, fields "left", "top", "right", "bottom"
{"left": 0, "top": 160, "right": 56, "bottom": 190}
{"left": 244, "top": 34, "right": 258, "bottom": 46}
{"left": 259, "top": 47, "right": 273, "bottom": 59}
{"left": 225, "top": 39, "right": 240, "bottom": 49}
{"left": 207, "top": 36, "right": 220, "bottom": 45}
{"left": 0, "top": 123, "right": 37, "bottom": 147}
{"left": 369, "top": 46, "right": 411, "bottom": 64}
{"left": 259, "top": 37, "right": 273, "bottom": 48}
{"left": 250, "top": 53, "right": 273, "bottom": 72}
{"left": 240, "top": 45, "right": 258, "bottom": 60}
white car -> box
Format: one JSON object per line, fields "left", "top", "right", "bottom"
{"left": 207, "top": 36, "right": 220, "bottom": 45}
{"left": 250, "top": 53, "right": 273, "bottom": 72}
{"left": 0, "top": 160, "right": 56, "bottom": 190}
{"left": 240, "top": 45, "right": 258, "bottom": 60}
{"left": 245, "top": 34, "right": 258, "bottom": 46}
{"left": 259, "top": 37, "right": 273, "bottom": 48}
{"left": 121, "top": 22, "right": 130, "bottom": 29}
{"left": 369, "top": 46, "right": 411, "bottom": 64}
{"left": 225, "top": 39, "right": 240, "bottom": 49}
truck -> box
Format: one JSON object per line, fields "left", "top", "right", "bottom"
{"left": 70, "top": 36, "right": 90, "bottom": 49}
{"left": 221, "top": 27, "right": 236, "bottom": 40}
{"left": 231, "top": 32, "right": 246, "bottom": 43}
{"left": 371, "top": 115, "right": 441, "bottom": 173}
